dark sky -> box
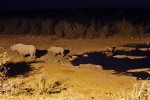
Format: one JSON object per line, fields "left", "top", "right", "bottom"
{"left": 0, "top": 0, "right": 150, "bottom": 11}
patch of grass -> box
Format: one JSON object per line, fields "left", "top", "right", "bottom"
{"left": 37, "top": 76, "right": 67, "bottom": 95}
{"left": 0, "top": 51, "right": 12, "bottom": 80}
{"left": 114, "top": 79, "right": 150, "bottom": 100}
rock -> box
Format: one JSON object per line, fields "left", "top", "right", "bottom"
{"left": 83, "top": 54, "right": 88, "bottom": 57}
{"left": 94, "top": 65, "right": 103, "bottom": 70}
{"left": 105, "top": 51, "right": 113, "bottom": 57}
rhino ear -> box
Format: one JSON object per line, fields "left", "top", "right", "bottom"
{"left": 10, "top": 44, "right": 15, "bottom": 49}
{"left": 10, "top": 45, "right": 14, "bottom": 48}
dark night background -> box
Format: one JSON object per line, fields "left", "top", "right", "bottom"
{"left": 0, "top": 0, "right": 150, "bottom": 11}
{"left": 0, "top": 0, "right": 150, "bottom": 38}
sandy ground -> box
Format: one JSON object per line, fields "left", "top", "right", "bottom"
{"left": 0, "top": 35, "right": 150, "bottom": 99}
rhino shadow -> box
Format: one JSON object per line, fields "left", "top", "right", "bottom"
{"left": 36, "top": 49, "right": 48, "bottom": 58}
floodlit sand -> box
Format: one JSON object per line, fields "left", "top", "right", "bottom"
{"left": 0, "top": 35, "right": 150, "bottom": 99}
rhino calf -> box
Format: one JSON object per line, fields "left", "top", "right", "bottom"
{"left": 47, "top": 46, "right": 64, "bottom": 57}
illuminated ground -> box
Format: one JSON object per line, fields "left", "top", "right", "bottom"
{"left": 0, "top": 35, "right": 149, "bottom": 99}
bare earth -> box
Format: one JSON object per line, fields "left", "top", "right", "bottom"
{"left": 0, "top": 35, "right": 150, "bottom": 100}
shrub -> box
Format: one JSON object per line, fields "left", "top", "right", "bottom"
{"left": 41, "top": 19, "right": 54, "bottom": 35}
{"left": 136, "top": 24, "right": 145, "bottom": 36}
{"left": 55, "top": 20, "right": 86, "bottom": 39}
{"left": 114, "top": 79, "right": 150, "bottom": 100}
{"left": 54, "top": 21, "right": 64, "bottom": 38}
{"left": 0, "top": 21, "right": 4, "bottom": 34}
{"left": 97, "top": 25, "right": 110, "bottom": 38}
{"left": 86, "top": 23, "right": 97, "bottom": 39}
{"left": 131, "top": 79, "right": 150, "bottom": 100}
{"left": 3, "top": 18, "right": 19, "bottom": 34}
{"left": 28, "top": 20, "right": 41, "bottom": 35}
{"left": 17, "top": 19, "right": 30, "bottom": 34}
{"left": 37, "top": 75, "right": 67, "bottom": 95}
{"left": 0, "top": 51, "right": 12, "bottom": 95}
{"left": 0, "top": 51, "right": 12, "bottom": 79}
{"left": 62, "top": 20, "right": 75, "bottom": 39}
{"left": 72, "top": 22, "right": 86, "bottom": 38}
{"left": 115, "top": 19, "right": 136, "bottom": 36}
